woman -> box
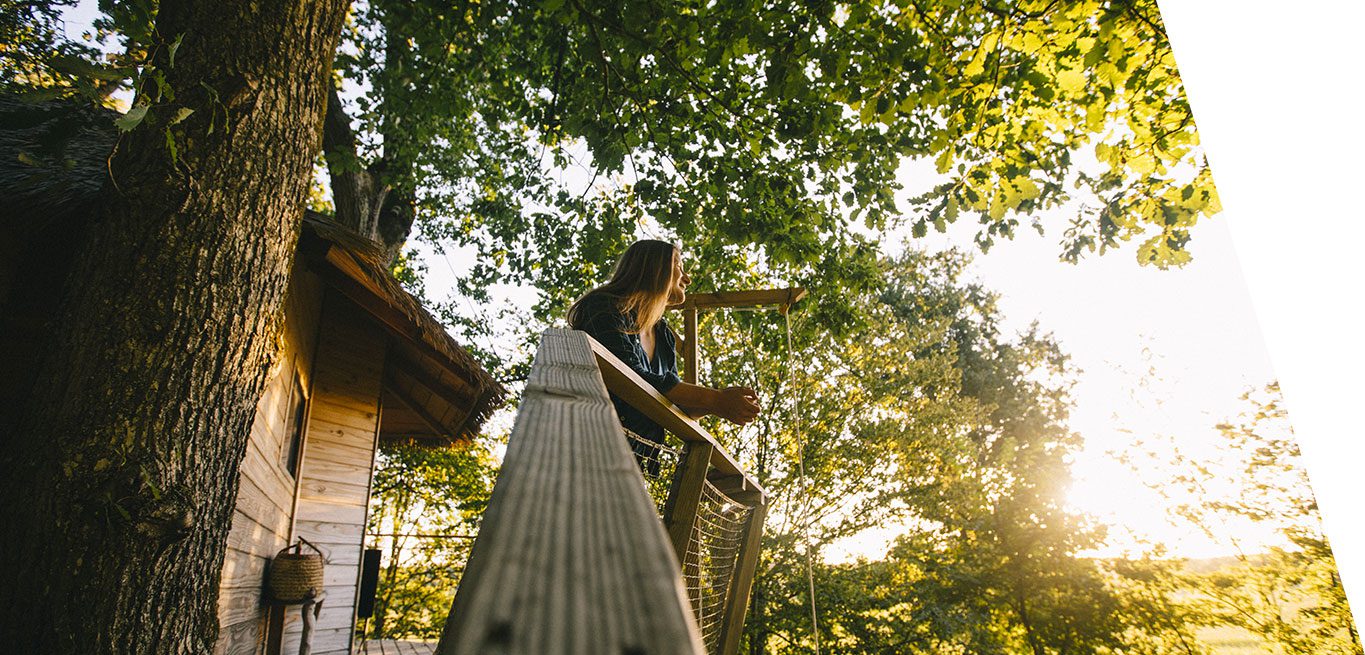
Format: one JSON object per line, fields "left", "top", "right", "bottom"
{"left": 568, "top": 240, "right": 761, "bottom": 465}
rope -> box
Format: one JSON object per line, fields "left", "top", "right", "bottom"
{"left": 784, "top": 308, "right": 821, "bottom": 655}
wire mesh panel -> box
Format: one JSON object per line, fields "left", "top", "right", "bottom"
{"left": 681, "top": 479, "right": 753, "bottom": 652}
{"left": 623, "top": 428, "right": 683, "bottom": 513}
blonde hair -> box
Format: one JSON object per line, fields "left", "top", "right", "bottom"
{"left": 568, "top": 239, "right": 679, "bottom": 334}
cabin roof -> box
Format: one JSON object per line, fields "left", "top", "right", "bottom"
{"left": 298, "top": 212, "right": 506, "bottom": 443}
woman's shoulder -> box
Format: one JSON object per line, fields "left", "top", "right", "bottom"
{"left": 571, "top": 291, "right": 627, "bottom": 330}
{"left": 577, "top": 291, "right": 622, "bottom": 315}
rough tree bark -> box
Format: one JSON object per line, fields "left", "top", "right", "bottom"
{"left": 0, "top": 0, "right": 348, "bottom": 651}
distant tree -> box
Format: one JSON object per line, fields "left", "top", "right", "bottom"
{"left": 362, "top": 440, "right": 499, "bottom": 640}
{"left": 705, "top": 250, "right": 1138, "bottom": 654}
{"left": 1133, "top": 383, "right": 1362, "bottom": 655}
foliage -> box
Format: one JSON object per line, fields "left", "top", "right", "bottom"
{"left": 1131, "top": 383, "right": 1362, "bottom": 655}
{"left": 332, "top": 0, "right": 1216, "bottom": 294}
{"left": 684, "top": 249, "right": 1151, "bottom": 654}
{"left": 361, "top": 439, "right": 499, "bottom": 640}
{"left": 13, "top": 0, "right": 1225, "bottom": 412}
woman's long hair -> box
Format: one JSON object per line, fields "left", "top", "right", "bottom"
{"left": 568, "top": 239, "right": 679, "bottom": 334}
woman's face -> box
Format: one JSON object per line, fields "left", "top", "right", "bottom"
{"left": 666, "top": 249, "right": 691, "bottom": 306}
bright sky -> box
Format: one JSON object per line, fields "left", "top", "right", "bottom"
{"left": 900, "top": 201, "right": 1279, "bottom": 560}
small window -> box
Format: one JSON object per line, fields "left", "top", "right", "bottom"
{"left": 284, "top": 375, "right": 308, "bottom": 478}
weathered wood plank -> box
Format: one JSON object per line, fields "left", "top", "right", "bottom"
{"left": 298, "top": 477, "right": 371, "bottom": 505}
{"left": 217, "top": 619, "right": 265, "bottom": 655}
{"left": 294, "top": 498, "right": 368, "bottom": 526}
{"left": 294, "top": 454, "right": 371, "bottom": 487}
{"left": 233, "top": 465, "right": 293, "bottom": 532}
{"left": 438, "top": 329, "right": 703, "bottom": 655}
{"left": 219, "top": 548, "right": 270, "bottom": 593}
{"left": 217, "top": 584, "right": 266, "bottom": 628}
{"left": 225, "top": 509, "right": 290, "bottom": 561}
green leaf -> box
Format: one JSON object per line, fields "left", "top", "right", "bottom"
{"left": 115, "top": 105, "right": 149, "bottom": 133}
{"left": 167, "top": 107, "right": 195, "bottom": 125}
{"left": 168, "top": 33, "right": 185, "bottom": 68}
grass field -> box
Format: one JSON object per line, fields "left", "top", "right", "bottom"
{"left": 1197, "top": 624, "right": 1270, "bottom": 654}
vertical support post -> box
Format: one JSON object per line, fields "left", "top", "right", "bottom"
{"left": 718, "top": 502, "right": 767, "bottom": 655}
{"left": 663, "top": 441, "right": 714, "bottom": 564}
{"left": 683, "top": 306, "right": 699, "bottom": 384}
{"left": 265, "top": 604, "right": 284, "bottom": 655}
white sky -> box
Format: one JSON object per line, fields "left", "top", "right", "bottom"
{"left": 1156, "top": 0, "right": 1365, "bottom": 618}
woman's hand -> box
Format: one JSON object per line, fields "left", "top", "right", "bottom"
{"left": 714, "top": 386, "right": 761, "bottom": 425}
{"left": 664, "top": 382, "right": 762, "bottom": 425}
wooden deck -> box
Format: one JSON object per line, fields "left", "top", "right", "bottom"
{"left": 359, "top": 638, "right": 437, "bottom": 655}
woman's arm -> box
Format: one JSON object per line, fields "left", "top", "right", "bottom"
{"left": 665, "top": 382, "right": 761, "bottom": 426}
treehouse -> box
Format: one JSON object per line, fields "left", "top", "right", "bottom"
{"left": 214, "top": 214, "right": 505, "bottom": 655}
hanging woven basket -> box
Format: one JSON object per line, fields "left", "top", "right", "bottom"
{"left": 268, "top": 538, "right": 325, "bottom": 603}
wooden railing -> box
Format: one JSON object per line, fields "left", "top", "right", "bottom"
{"left": 437, "top": 328, "right": 766, "bottom": 655}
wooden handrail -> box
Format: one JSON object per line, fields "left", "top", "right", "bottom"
{"left": 437, "top": 329, "right": 704, "bottom": 654}
{"left": 585, "top": 334, "right": 766, "bottom": 504}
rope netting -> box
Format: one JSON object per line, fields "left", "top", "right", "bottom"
{"left": 682, "top": 478, "right": 752, "bottom": 652}
{"left": 623, "top": 428, "right": 754, "bottom": 653}
{"left": 623, "top": 428, "right": 683, "bottom": 513}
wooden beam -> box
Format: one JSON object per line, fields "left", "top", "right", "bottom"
{"left": 450, "top": 387, "right": 490, "bottom": 440}
{"left": 310, "top": 246, "right": 480, "bottom": 394}
{"left": 585, "top": 334, "right": 765, "bottom": 502}
{"left": 381, "top": 371, "right": 450, "bottom": 439}
{"left": 438, "top": 329, "right": 704, "bottom": 654}
{"left": 717, "top": 502, "right": 767, "bottom": 655}
{"left": 388, "top": 354, "right": 477, "bottom": 415}
{"left": 678, "top": 287, "right": 807, "bottom": 311}
{"left": 706, "top": 473, "right": 764, "bottom": 507}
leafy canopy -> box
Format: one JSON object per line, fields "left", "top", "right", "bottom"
{"left": 331, "top": 0, "right": 1216, "bottom": 319}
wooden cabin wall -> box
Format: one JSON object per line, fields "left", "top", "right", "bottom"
{"left": 280, "top": 292, "right": 388, "bottom": 655}
{"left": 215, "top": 267, "right": 324, "bottom": 655}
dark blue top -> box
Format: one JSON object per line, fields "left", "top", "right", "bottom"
{"left": 571, "top": 292, "right": 682, "bottom": 444}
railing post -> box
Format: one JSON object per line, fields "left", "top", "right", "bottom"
{"left": 717, "top": 502, "right": 766, "bottom": 655}
{"left": 663, "top": 441, "right": 714, "bottom": 564}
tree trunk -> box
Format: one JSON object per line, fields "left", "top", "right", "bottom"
{"left": 322, "top": 87, "right": 415, "bottom": 264}
{"left": 0, "top": 0, "right": 348, "bottom": 652}
{"left": 321, "top": 4, "right": 418, "bottom": 264}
